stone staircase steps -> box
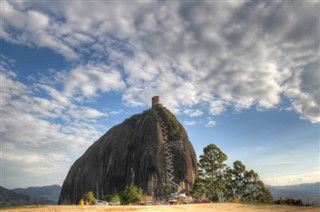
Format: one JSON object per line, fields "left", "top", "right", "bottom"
{"left": 153, "top": 109, "right": 181, "bottom": 194}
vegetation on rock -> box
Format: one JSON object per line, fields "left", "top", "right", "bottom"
{"left": 154, "top": 104, "right": 181, "bottom": 139}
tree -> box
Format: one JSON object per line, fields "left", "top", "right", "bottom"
{"left": 252, "top": 180, "right": 273, "bottom": 203}
{"left": 191, "top": 170, "right": 207, "bottom": 200}
{"left": 228, "top": 160, "right": 247, "bottom": 200}
{"left": 193, "top": 143, "right": 273, "bottom": 203}
{"left": 120, "top": 184, "right": 144, "bottom": 205}
{"left": 225, "top": 160, "right": 273, "bottom": 203}
{"left": 84, "top": 191, "right": 96, "bottom": 205}
{"left": 197, "top": 144, "right": 228, "bottom": 201}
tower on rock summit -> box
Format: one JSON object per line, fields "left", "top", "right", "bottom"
{"left": 59, "top": 96, "right": 198, "bottom": 204}
{"left": 152, "top": 96, "right": 160, "bottom": 108}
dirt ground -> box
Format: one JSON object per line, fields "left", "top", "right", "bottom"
{"left": 1, "top": 203, "right": 319, "bottom": 212}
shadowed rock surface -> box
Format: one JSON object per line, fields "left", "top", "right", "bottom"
{"left": 58, "top": 104, "right": 198, "bottom": 205}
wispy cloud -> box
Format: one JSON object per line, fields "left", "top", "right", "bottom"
{"left": 184, "top": 109, "right": 204, "bottom": 117}
{"left": 62, "top": 64, "right": 126, "bottom": 99}
{"left": 183, "top": 121, "right": 197, "bottom": 126}
{"left": 205, "top": 120, "right": 216, "bottom": 128}
{"left": 264, "top": 172, "right": 320, "bottom": 186}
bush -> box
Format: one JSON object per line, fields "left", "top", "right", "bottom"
{"left": 84, "top": 191, "right": 96, "bottom": 205}
{"left": 104, "top": 194, "right": 121, "bottom": 202}
{"left": 274, "top": 198, "right": 304, "bottom": 206}
{"left": 120, "top": 184, "right": 144, "bottom": 205}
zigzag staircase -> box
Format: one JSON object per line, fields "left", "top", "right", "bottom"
{"left": 153, "top": 109, "right": 181, "bottom": 195}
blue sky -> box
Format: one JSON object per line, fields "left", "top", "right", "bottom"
{"left": 1, "top": 0, "right": 319, "bottom": 189}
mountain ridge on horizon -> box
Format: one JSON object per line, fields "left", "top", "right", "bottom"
{"left": 0, "top": 185, "right": 58, "bottom": 207}
{"left": 11, "top": 184, "right": 61, "bottom": 190}
{"left": 266, "top": 182, "right": 320, "bottom": 206}
{"left": 267, "top": 182, "right": 320, "bottom": 187}
{"left": 12, "top": 184, "right": 61, "bottom": 203}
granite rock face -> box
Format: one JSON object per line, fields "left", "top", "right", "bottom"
{"left": 58, "top": 104, "right": 198, "bottom": 204}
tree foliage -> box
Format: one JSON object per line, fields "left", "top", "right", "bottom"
{"left": 103, "top": 194, "right": 120, "bottom": 202}
{"left": 120, "top": 184, "right": 144, "bottom": 205}
{"left": 196, "top": 144, "right": 227, "bottom": 201}
{"left": 192, "top": 173, "right": 207, "bottom": 200}
{"left": 192, "top": 144, "right": 273, "bottom": 203}
{"left": 84, "top": 191, "right": 96, "bottom": 205}
{"left": 225, "top": 161, "right": 273, "bottom": 203}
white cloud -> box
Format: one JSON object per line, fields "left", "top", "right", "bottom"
{"left": 283, "top": 67, "right": 320, "bottom": 123}
{"left": 35, "top": 84, "right": 70, "bottom": 106}
{"left": 207, "top": 99, "right": 227, "bottom": 116}
{"left": 184, "top": 109, "right": 204, "bottom": 117}
{"left": 68, "top": 106, "right": 107, "bottom": 119}
{"left": 27, "top": 10, "right": 49, "bottom": 31}
{"left": 1, "top": 0, "right": 77, "bottom": 59}
{"left": 264, "top": 172, "right": 320, "bottom": 186}
{"left": 2, "top": 1, "right": 318, "bottom": 123}
{"left": 63, "top": 64, "right": 126, "bottom": 99}
{"left": 1, "top": 106, "right": 97, "bottom": 187}
{"left": 205, "top": 120, "right": 216, "bottom": 128}
{"left": 0, "top": 70, "right": 28, "bottom": 108}
{"left": 1, "top": 68, "right": 110, "bottom": 188}
{"left": 183, "top": 121, "right": 197, "bottom": 126}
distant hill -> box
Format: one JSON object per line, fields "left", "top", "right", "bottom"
{"left": 12, "top": 185, "right": 61, "bottom": 203}
{"left": 0, "top": 186, "right": 31, "bottom": 207}
{"left": 267, "top": 182, "right": 320, "bottom": 206}
{"left": 0, "top": 185, "right": 61, "bottom": 207}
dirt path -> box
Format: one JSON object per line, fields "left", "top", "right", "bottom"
{"left": 1, "top": 203, "right": 319, "bottom": 212}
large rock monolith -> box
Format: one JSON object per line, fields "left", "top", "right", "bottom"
{"left": 58, "top": 97, "right": 198, "bottom": 204}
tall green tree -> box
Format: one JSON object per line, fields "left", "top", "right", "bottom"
{"left": 197, "top": 144, "right": 228, "bottom": 201}
{"left": 230, "top": 160, "right": 247, "bottom": 199}
{"left": 225, "top": 160, "right": 273, "bottom": 203}
{"left": 191, "top": 170, "right": 206, "bottom": 200}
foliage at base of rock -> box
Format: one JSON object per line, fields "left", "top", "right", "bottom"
{"left": 120, "top": 184, "right": 144, "bottom": 205}
{"left": 103, "top": 194, "right": 120, "bottom": 203}
{"left": 84, "top": 191, "right": 96, "bottom": 205}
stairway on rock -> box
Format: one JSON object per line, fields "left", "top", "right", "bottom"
{"left": 153, "top": 109, "right": 181, "bottom": 194}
